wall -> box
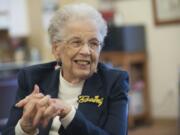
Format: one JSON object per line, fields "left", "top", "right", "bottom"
{"left": 60, "top": 0, "right": 99, "bottom": 7}
{"left": 113, "top": 0, "right": 180, "bottom": 119}
{"left": 27, "top": 0, "right": 45, "bottom": 59}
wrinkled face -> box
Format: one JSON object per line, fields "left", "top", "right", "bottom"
{"left": 52, "top": 20, "right": 102, "bottom": 83}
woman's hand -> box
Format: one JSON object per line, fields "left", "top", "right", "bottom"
{"left": 15, "top": 84, "right": 72, "bottom": 133}
{"left": 44, "top": 98, "right": 72, "bottom": 120}
{"left": 15, "top": 85, "right": 48, "bottom": 133}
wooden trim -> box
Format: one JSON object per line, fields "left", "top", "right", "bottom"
{"left": 154, "top": 118, "right": 178, "bottom": 125}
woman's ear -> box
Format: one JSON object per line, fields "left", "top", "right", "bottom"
{"left": 52, "top": 44, "right": 61, "bottom": 60}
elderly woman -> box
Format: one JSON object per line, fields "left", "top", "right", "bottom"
{"left": 2, "top": 3, "right": 129, "bottom": 135}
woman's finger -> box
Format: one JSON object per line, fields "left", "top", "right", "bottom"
{"left": 16, "top": 84, "right": 43, "bottom": 108}
{"left": 32, "top": 84, "right": 40, "bottom": 94}
{"left": 20, "top": 99, "right": 39, "bottom": 132}
{"left": 37, "top": 95, "right": 51, "bottom": 107}
{"left": 15, "top": 96, "right": 29, "bottom": 107}
{"left": 33, "top": 107, "right": 46, "bottom": 127}
{"left": 16, "top": 93, "right": 44, "bottom": 107}
{"left": 43, "top": 104, "right": 61, "bottom": 118}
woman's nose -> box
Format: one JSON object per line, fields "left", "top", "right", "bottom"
{"left": 79, "top": 43, "right": 91, "bottom": 55}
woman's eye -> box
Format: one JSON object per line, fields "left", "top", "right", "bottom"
{"left": 93, "top": 42, "right": 99, "bottom": 46}
{"left": 70, "top": 40, "right": 82, "bottom": 46}
{"left": 90, "top": 41, "right": 99, "bottom": 47}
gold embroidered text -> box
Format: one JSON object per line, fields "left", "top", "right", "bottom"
{"left": 78, "top": 95, "right": 104, "bottom": 107}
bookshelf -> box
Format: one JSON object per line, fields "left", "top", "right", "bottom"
{"left": 100, "top": 51, "right": 151, "bottom": 128}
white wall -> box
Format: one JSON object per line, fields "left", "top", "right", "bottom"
{"left": 114, "top": 0, "right": 180, "bottom": 119}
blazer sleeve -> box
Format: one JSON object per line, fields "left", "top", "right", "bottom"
{"left": 2, "top": 69, "right": 28, "bottom": 135}
{"left": 64, "top": 71, "right": 129, "bottom": 135}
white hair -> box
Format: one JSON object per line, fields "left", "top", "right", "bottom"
{"left": 48, "top": 3, "right": 107, "bottom": 46}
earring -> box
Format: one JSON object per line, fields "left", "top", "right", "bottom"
{"left": 55, "top": 60, "right": 61, "bottom": 70}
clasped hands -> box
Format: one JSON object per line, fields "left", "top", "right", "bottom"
{"left": 16, "top": 84, "right": 71, "bottom": 134}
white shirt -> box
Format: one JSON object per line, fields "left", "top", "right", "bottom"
{"left": 15, "top": 70, "right": 84, "bottom": 135}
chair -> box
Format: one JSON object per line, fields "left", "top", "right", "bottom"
{"left": 0, "top": 77, "right": 18, "bottom": 132}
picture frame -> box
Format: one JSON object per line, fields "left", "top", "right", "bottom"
{"left": 152, "top": 0, "right": 180, "bottom": 25}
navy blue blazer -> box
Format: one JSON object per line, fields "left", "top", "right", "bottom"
{"left": 2, "top": 62, "right": 129, "bottom": 135}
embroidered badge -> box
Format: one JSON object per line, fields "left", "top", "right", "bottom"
{"left": 78, "top": 95, "right": 104, "bottom": 107}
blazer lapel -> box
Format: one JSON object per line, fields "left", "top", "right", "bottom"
{"left": 78, "top": 73, "right": 104, "bottom": 124}
{"left": 41, "top": 69, "right": 60, "bottom": 98}
{"left": 81, "top": 73, "right": 102, "bottom": 95}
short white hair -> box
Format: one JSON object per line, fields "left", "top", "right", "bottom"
{"left": 48, "top": 3, "right": 107, "bottom": 46}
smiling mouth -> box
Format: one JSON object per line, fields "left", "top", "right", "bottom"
{"left": 74, "top": 60, "right": 91, "bottom": 65}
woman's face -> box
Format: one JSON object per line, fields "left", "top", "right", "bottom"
{"left": 52, "top": 20, "right": 102, "bottom": 83}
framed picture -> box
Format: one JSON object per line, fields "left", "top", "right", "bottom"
{"left": 152, "top": 0, "right": 180, "bottom": 25}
